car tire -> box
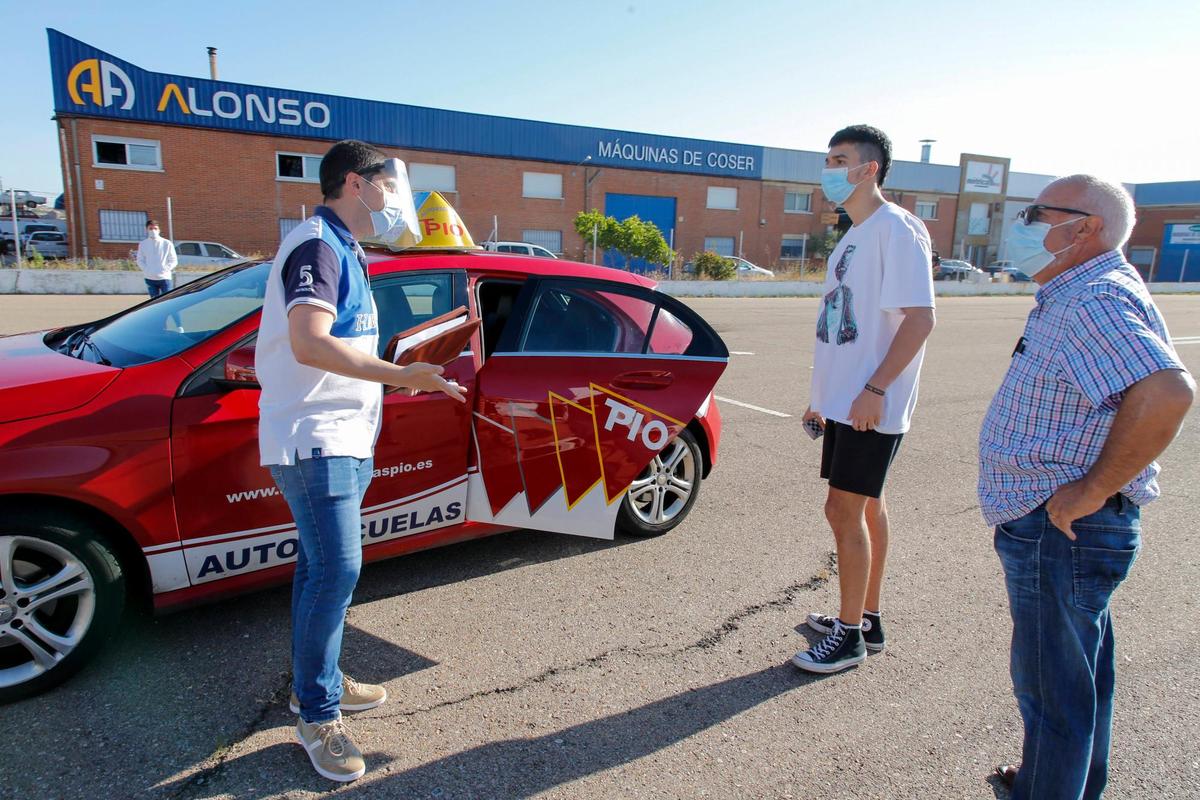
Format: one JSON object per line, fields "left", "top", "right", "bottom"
{"left": 0, "top": 511, "right": 126, "bottom": 704}
{"left": 617, "top": 428, "right": 703, "bottom": 538}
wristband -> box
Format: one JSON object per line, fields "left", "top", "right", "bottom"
{"left": 864, "top": 383, "right": 886, "bottom": 396}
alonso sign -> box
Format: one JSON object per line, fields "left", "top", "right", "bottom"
{"left": 48, "top": 29, "right": 763, "bottom": 179}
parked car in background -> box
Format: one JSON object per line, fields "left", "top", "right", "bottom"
{"left": 998, "top": 266, "right": 1032, "bottom": 282}
{"left": 175, "top": 241, "right": 244, "bottom": 266}
{"left": 934, "top": 259, "right": 983, "bottom": 281}
{"left": 482, "top": 241, "right": 559, "bottom": 259}
{"left": 728, "top": 257, "right": 774, "bottom": 278}
{"left": 23, "top": 231, "right": 68, "bottom": 259}
{"left": 983, "top": 260, "right": 1012, "bottom": 275}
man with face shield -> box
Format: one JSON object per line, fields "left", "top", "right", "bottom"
{"left": 979, "top": 175, "right": 1193, "bottom": 797}
{"left": 255, "top": 140, "right": 464, "bottom": 782}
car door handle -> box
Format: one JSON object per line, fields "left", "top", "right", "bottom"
{"left": 611, "top": 370, "right": 674, "bottom": 390}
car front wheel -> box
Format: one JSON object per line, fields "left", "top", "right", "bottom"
{"left": 0, "top": 511, "right": 125, "bottom": 704}
{"left": 617, "top": 428, "right": 703, "bottom": 537}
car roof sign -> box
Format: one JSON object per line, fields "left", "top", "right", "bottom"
{"left": 364, "top": 191, "right": 481, "bottom": 253}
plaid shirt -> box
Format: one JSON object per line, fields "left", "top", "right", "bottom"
{"left": 978, "top": 250, "right": 1185, "bottom": 526}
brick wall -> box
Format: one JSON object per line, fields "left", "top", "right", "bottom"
{"left": 58, "top": 116, "right": 950, "bottom": 267}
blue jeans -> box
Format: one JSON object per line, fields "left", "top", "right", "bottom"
{"left": 145, "top": 278, "right": 172, "bottom": 297}
{"left": 994, "top": 498, "right": 1141, "bottom": 800}
{"left": 269, "top": 455, "right": 373, "bottom": 723}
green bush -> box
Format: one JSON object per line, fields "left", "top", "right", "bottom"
{"left": 28, "top": 247, "right": 45, "bottom": 268}
{"left": 693, "top": 251, "right": 736, "bottom": 281}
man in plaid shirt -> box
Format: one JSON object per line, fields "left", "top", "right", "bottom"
{"left": 979, "top": 175, "right": 1194, "bottom": 799}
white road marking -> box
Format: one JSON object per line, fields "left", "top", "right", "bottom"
{"left": 730, "top": 351, "right": 755, "bottom": 355}
{"left": 714, "top": 395, "right": 793, "bottom": 418}
{"left": 1173, "top": 336, "right": 1200, "bottom": 346}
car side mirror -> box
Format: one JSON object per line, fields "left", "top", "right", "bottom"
{"left": 220, "top": 345, "right": 259, "bottom": 388}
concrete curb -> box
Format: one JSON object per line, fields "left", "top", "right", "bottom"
{"left": 1, "top": 269, "right": 1196, "bottom": 298}
{"left": 0, "top": 269, "right": 210, "bottom": 295}
{"left": 657, "top": 280, "right": 1198, "bottom": 298}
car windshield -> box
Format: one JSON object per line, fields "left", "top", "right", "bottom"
{"left": 49, "top": 261, "right": 269, "bottom": 367}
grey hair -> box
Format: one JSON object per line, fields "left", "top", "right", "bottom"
{"left": 1049, "top": 174, "right": 1136, "bottom": 250}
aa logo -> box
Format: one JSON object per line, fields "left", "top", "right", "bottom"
{"left": 67, "top": 59, "right": 135, "bottom": 110}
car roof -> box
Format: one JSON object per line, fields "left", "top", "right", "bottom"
{"left": 362, "top": 248, "right": 657, "bottom": 288}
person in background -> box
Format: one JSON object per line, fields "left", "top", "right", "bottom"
{"left": 979, "top": 174, "right": 1194, "bottom": 798}
{"left": 136, "top": 219, "right": 178, "bottom": 298}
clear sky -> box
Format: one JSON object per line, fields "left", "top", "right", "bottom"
{"left": 2, "top": 0, "right": 1197, "bottom": 199}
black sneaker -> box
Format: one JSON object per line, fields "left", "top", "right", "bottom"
{"left": 791, "top": 619, "right": 866, "bottom": 673}
{"left": 806, "top": 611, "right": 886, "bottom": 652}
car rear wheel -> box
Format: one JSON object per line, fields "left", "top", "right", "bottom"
{"left": 0, "top": 512, "right": 125, "bottom": 704}
{"left": 617, "top": 428, "right": 702, "bottom": 538}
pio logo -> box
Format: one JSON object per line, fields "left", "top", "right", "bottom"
{"left": 67, "top": 59, "right": 135, "bottom": 110}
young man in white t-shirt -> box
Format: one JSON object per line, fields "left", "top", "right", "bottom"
{"left": 793, "top": 125, "right": 937, "bottom": 674}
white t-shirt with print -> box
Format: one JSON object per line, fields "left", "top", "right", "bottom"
{"left": 810, "top": 202, "right": 935, "bottom": 435}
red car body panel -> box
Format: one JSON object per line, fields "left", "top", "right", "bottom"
{"left": 0, "top": 250, "right": 725, "bottom": 613}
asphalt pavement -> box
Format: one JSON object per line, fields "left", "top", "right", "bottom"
{"left": 1, "top": 295, "right": 1198, "bottom": 800}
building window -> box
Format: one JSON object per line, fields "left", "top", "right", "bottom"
{"left": 409, "top": 163, "right": 456, "bottom": 193}
{"left": 916, "top": 200, "right": 938, "bottom": 220}
{"left": 92, "top": 136, "right": 161, "bottom": 171}
{"left": 780, "top": 234, "right": 808, "bottom": 260}
{"left": 522, "top": 172, "right": 563, "bottom": 200}
{"left": 703, "top": 236, "right": 735, "bottom": 257}
{"left": 276, "top": 153, "right": 322, "bottom": 183}
{"left": 707, "top": 187, "right": 737, "bottom": 210}
{"left": 968, "top": 202, "right": 990, "bottom": 235}
{"left": 522, "top": 229, "right": 562, "bottom": 254}
{"left": 279, "top": 218, "right": 303, "bottom": 239}
{"left": 784, "top": 191, "right": 812, "bottom": 214}
{"left": 99, "top": 209, "right": 148, "bottom": 242}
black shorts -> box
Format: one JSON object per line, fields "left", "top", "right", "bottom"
{"left": 820, "top": 420, "right": 904, "bottom": 499}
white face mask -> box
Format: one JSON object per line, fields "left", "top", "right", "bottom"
{"left": 356, "top": 176, "right": 406, "bottom": 239}
{"left": 148, "top": 228, "right": 160, "bottom": 239}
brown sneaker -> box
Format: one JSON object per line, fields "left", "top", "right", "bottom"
{"left": 290, "top": 675, "right": 388, "bottom": 714}
{"left": 295, "top": 716, "right": 365, "bottom": 782}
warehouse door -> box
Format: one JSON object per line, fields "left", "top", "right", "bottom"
{"left": 603, "top": 193, "right": 676, "bottom": 274}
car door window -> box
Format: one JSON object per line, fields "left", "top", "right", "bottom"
{"left": 520, "top": 285, "right": 676, "bottom": 354}
{"left": 371, "top": 272, "right": 460, "bottom": 359}
{"left": 203, "top": 244, "right": 229, "bottom": 258}
{"left": 178, "top": 242, "right": 201, "bottom": 256}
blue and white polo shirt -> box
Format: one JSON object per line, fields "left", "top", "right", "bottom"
{"left": 256, "top": 206, "right": 381, "bottom": 466}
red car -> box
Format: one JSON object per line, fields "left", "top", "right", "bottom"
{"left": 0, "top": 250, "right": 727, "bottom": 701}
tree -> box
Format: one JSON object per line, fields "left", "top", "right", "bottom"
{"left": 573, "top": 210, "right": 674, "bottom": 270}
{"left": 808, "top": 230, "right": 843, "bottom": 261}
{"left": 692, "top": 251, "right": 736, "bottom": 281}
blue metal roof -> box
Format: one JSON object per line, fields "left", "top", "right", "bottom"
{"left": 1133, "top": 181, "right": 1200, "bottom": 206}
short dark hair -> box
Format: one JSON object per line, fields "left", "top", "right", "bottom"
{"left": 319, "top": 140, "right": 387, "bottom": 200}
{"left": 828, "top": 125, "right": 892, "bottom": 187}
{"left": 145, "top": 219, "right": 158, "bottom": 228}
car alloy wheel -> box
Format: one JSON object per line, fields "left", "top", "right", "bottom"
{"left": 0, "top": 512, "right": 125, "bottom": 704}
{"left": 617, "top": 428, "right": 703, "bottom": 537}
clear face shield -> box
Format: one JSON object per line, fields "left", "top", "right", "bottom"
{"left": 358, "top": 158, "right": 422, "bottom": 249}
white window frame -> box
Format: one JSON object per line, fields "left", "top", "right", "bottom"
{"left": 275, "top": 151, "right": 323, "bottom": 183}
{"left": 98, "top": 209, "right": 149, "bottom": 242}
{"left": 279, "top": 218, "right": 303, "bottom": 239}
{"left": 915, "top": 199, "right": 938, "bottom": 220}
{"left": 780, "top": 234, "right": 809, "bottom": 261}
{"left": 707, "top": 186, "right": 738, "bottom": 211}
{"left": 522, "top": 172, "right": 563, "bottom": 200}
{"left": 784, "top": 190, "right": 812, "bottom": 214}
{"left": 91, "top": 135, "right": 162, "bottom": 172}
{"left": 521, "top": 229, "right": 563, "bottom": 254}
{"left": 409, "top": 163, "right": 457, "bottom": 193}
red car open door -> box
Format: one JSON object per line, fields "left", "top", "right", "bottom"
{"left": 468, "top": 277, "right": 727, "bottom": 539}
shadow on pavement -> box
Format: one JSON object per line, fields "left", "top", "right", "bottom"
{"left": 170, "top": 663, "right": 828, "bottom": 799}
{"left": 0, "top": 527, "right": 633, "bottom": 799}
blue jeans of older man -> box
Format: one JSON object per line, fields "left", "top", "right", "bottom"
{"left": 269, "top": 455, "right": 373, "bottom": 724}
{"left": 994, "top": 497, "right": 1141, "bottom": 800}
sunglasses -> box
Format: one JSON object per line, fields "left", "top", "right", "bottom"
{"left": 1017, "top": 204, "right": 1092, "bottom": 226}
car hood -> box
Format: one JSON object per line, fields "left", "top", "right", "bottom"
{"left": 0, "top": 332, "right": 120, "bottom": 424}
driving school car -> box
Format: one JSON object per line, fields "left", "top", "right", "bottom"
{"left": 0, "top": 196, "right": 727, "bottom": 702}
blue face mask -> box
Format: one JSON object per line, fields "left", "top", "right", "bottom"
{"left": 820, "top": 163, "right": 871, "bottom": 205}
{"left": 1005, "top": 217, "right": 1084, "bottom": 278}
